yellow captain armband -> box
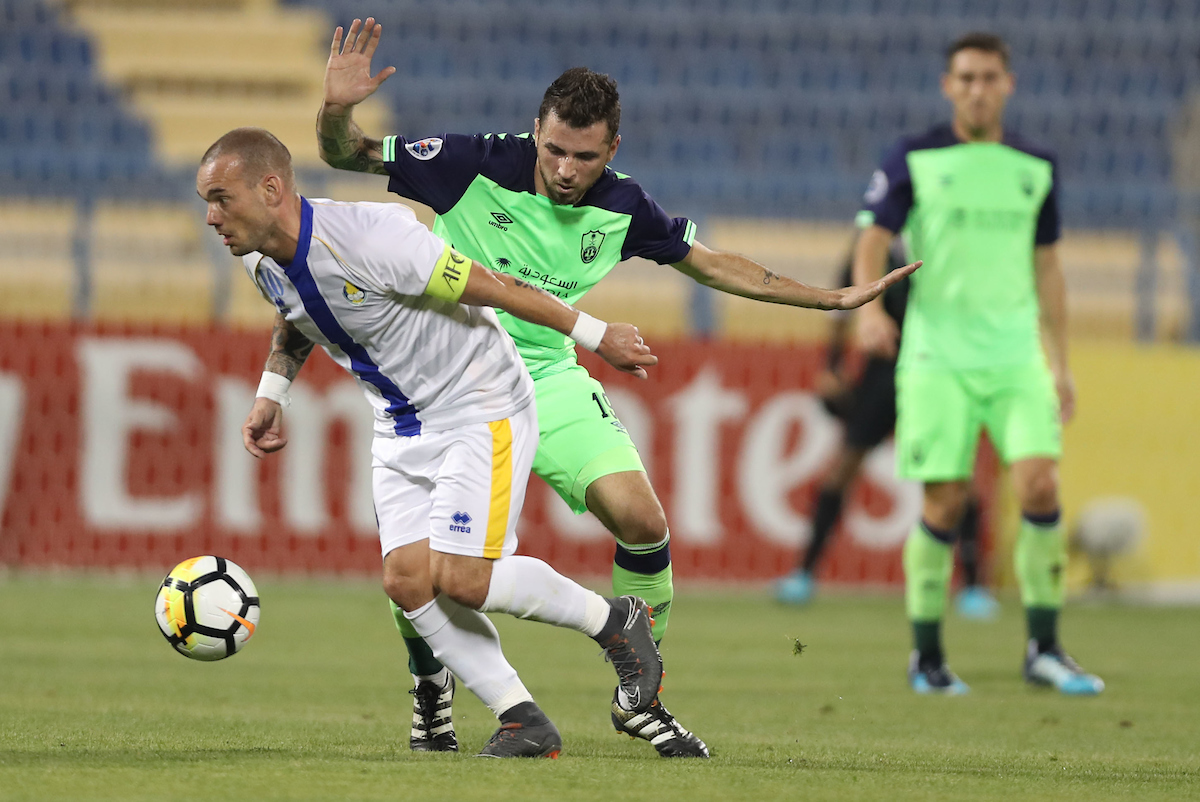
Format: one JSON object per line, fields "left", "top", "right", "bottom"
{"left": 425, "top": 245, "right": 471, "bottom": 302}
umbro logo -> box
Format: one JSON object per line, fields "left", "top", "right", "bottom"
{"left": 450, "top": 511, "right": 472, "bottom": 533}
{"left": 489, "top": 212, "right": 512, "bottom": 231}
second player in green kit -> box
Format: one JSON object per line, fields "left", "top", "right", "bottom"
{"left": 854, "top": 32, "right": 1103, "bottom": 696}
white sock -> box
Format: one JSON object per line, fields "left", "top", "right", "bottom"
{"left": 412, "top": 666, "right": 449, "bottom": 688}
{"left": 480, "top": 555, "right": 611, "bottom": 637}
{"left": 404, "top": 594, "right": 533, "bottom": 717}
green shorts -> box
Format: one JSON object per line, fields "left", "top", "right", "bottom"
{"left": 531, "top": 364, "right": 645, "bottom": 513}
{"left": 895, "top": 360, "right": 1061, "bottom": 481}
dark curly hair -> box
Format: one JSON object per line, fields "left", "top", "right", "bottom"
{"left": 946, "top": 32, "right": 1010, "bottom": 70}
{"left": 538, "top": 67, "right": 621, "bottom": 141}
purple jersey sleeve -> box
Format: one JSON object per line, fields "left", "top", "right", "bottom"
{"left": 1035, "top": 157, "right": 1061, "bottom": 245}
{"left": 860, "top": 140, "right": 914, "bottom": 234}
{"left": 383, "top": 133, "right": 488, "bottom": 215}
{"left": 621, "top": 188, "right": 695, "bottom": 264}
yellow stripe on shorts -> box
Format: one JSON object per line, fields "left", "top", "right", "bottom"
{"left": 484, "top": 418, "right": 513, "bottom": 559}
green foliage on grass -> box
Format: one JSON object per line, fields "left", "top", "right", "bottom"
{"left": 1, "top": 575, "right": 1196, "bottom": 801}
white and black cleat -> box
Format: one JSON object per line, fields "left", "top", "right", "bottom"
{"left": 611, "top": 691, "right": 710, "bottom": 758}
{"left": 409, "top": 674, "right": 458, "bottom": 752}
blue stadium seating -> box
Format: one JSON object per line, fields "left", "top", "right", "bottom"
{"left": 282, "top": 0, "right": 1198, "bottom": 226}
{"left": 0, "top": 0, "right": 166, "bottom": 199}
{"left": 5, "top": 0, "right": 1195, "bottom": 224}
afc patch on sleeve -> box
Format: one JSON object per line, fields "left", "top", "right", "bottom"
{"left": 405, "top": 138, "right": 444, "bottom": 160}
{"left": 864, "top": 169, "right": 889, "bottom": 204}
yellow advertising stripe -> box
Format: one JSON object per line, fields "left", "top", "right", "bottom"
{"left": 483, "top": 419, "right": 513, "bottom": 559}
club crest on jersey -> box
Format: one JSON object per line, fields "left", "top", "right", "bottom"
{"left": 405, "top": 138, "right": 443, "bottom": 160}
{"left": 581, "top": 230, "right": 605, "bottom": 264}
{"left": 343, "top": 280, "right": 366, "bottom": 305}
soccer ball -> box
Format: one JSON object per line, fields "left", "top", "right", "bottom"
{"left": 155, "top": 556, "right": 260, "bottom": 661}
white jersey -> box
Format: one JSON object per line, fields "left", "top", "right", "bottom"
{"left": 243, "top": 197, "right": 533, "bottom": 437}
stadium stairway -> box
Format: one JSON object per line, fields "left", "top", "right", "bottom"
{"left": 0, "top": 0, "right": 391, "bottom": 325}
{"left": 64, "top": 0, "right": 389, "bottom": 167}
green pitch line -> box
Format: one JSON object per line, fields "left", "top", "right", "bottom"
{"left": 1, "top": 575, "right": 1196, "bottom": 801}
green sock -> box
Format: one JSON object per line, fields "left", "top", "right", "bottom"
{"left": 1026, "top": 607, "right": 1059, "bottom": 653}
{"left": 612, "top": 535, "right": 673, "bottom": 642}
{"left": 389, "top": 600, "right": 443, "bottom": 677}
{"left": 1015, "top": 512, "right": 1066, "bottom": 652}
{"left": 903, "top": 522, "right": 954, "bottom": 623}
{"left": 912, "top": 621, "right": 943, "bottom": 668}
{"left": 1014, "top": 513, "right": 1067, "bottom": 610}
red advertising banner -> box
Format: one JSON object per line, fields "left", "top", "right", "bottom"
{"left": 0, "top": 324, "right": 995, "bottom": 583}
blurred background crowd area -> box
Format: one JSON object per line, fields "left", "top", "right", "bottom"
{"left": 3, "top": 0, "right": 1200, "bottom": 343}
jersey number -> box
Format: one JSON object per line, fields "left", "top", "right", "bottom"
{"left": 592, "top": 391, "right": 612, "bottom": 419}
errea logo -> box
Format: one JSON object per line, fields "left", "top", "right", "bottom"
{"left": 450, "top": 511, "right": 472, "bottom": 533}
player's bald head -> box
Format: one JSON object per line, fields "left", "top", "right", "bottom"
{"left": 200, "top": 127, "right": 295, "bottom": 190}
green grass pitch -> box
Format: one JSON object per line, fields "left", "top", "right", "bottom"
{"left": 2, "top": 574, "right": 1197, "bottom": 801}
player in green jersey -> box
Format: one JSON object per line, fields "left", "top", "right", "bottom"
{"left": 316, "top": 18, "right": 918, "bottom": 754}
{"left": 855, "top": 32, "right": 1103, "bottom": 696}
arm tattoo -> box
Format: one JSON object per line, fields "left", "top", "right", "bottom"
{"left": 762, "top": 268, "right": 783, "bottom": 285}
{"left": 264, "top": 315, "right": 315, "bottom": 382}
{"left": 316, "top": 108, "right": 387, "bottom": 175}
{"left": 513, "top": 278, "right": 550, "bottom": 295}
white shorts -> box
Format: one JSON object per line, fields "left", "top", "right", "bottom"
{"left": 373, "top": 401, "right": 537, "bottom": 560}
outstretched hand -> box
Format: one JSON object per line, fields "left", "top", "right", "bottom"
{"left": 324, "top": 17, "right": 396, "bottom": 110}
{"left": 597, "top": 323, "right": 658, "bottom": 379}
{"left": 835, "top": 261, "right": 921, "bottom": 311}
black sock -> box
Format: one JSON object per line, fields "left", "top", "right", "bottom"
{"left": 803, "top": 488, "right": 845, "bottom": 573}
{"left": 499, "top": 701, "right": 549, "bottom": 727}
{"left": 957, "top": 498, "right": 983, "bottom": 588}
{"left": 593, "top": 598, "right": 625, "bottom": 643}
{"left": 1026, "top": 607, "right": 1059, "bottom": 653}
{"left": 913, "top": 621, "right": 944, "bottom": 669}
{"left": 404, "top": 636, "right": 444, "bottom": 677}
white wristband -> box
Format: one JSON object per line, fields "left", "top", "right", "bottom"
{"left": 569, "top": 311, "right": 607, "bottom": 352}
{"left": 256, "top": 371, "right": 292, "bottom": 407}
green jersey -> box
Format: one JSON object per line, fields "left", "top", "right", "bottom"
{"left": 857, "top": 124, "right": 1061, "bottom": 370}
{"left": 381, "top": 133, "right": 697, "bottom": 379}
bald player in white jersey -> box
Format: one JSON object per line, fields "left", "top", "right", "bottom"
{"left": 197, "top": 127, "right": 667, "bottom": 759}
